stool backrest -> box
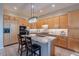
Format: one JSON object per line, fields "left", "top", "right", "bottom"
{"left": 17, "top": 34, "right": 25, "bottom": 44}
{"left": 25, "top": 37, "right": 32, "bottom": 50}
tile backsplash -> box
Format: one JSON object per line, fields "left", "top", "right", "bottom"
{"left": 29, "top": 29, "right": 68, "bottom": 36}
{"left": 48, "top": 29, "right": 68, "bottom": 36}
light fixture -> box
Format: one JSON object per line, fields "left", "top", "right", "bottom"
{"left": 28, "top": 4, "right": 37, "bottom": 24}
{"left": 40, "top": 10, "right": 43, "bottom": 12}
{"left": 14, "top": 7, "right": 17, "bottom": 10}
{"left": 28, "top": 16, "right": 38, "bottom": 23}
{"left": 51, "top": 4, "right": 55, "bottom": 7}
{"left": 32, "top": 5, "right": 35, "bottom": 9}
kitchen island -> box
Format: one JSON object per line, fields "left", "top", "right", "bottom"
{"left": 29, "top": 34, "right": 56, "bottom": 56}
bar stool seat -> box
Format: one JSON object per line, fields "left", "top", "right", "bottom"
{"left": 28, "top": 44, "right": 41, "bottom": 52}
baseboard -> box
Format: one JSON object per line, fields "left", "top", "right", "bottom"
{"left": 4, "top": 42, "right": 18, "bottom": 47}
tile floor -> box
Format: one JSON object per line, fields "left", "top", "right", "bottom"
{"left": 0, "top": 44, "right": 27, "bottom": 56}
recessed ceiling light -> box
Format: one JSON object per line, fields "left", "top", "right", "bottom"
{"left": 51, "top": 4, "right": 55, "bottom": 7}
{"left": 32, "top": 5, "right": 35, "bottom": 9}
{"left": 40, "top": 10, "right": 43, "bottom": 12}
{"left": 14, "top": 7, "right": 17, "bottom": 10}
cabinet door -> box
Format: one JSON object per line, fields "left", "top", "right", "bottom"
{"left": 68, "top": 29, "right": 79, "bottom": 38}
{"left": 53, "top": 17, "right": 59, "bottom": 28}
{"left": 47, "top": 17, "right": 54, "bottom": 29}
{"left": 29, "top": 23, "right": 37, "bottom": 29}
{"left": 55, "top": 46, "right": 76, "bottom": 56}
{"left": 68, "top": 38, "right": 79, "bottom": 52}
{"left": 68, "top": 10, "right": 79, "bottom": 28}
{"left": 59, "top": 14, "right": 68, "bottom": 28}
{"left": 47, "top": 16, "right": 59, "bottom": 29}
{"left": 3, "top": 34, "right": 11, "bottom": 46}
{"left": 57, "top": 36, "right": 67, "bottom": 48}
{"left": 19, "top": 18, "right": 29, "bottom": 26}
{"left": 36, "top": 19, "right": 46, "bottom": 29}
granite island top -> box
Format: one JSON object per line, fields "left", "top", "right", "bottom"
{"left": 27, "top": 34, "right": 56, "bottom": 43}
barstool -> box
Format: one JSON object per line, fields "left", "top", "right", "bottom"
{"left": 18, "top": 34, "right": 28, "bottom": 56}
{"left": 25, "top": 37, "right": 41, "bottom": 56}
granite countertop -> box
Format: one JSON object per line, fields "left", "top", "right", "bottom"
{"left": 29, "top": 34, "right": 56, "bottom": 43}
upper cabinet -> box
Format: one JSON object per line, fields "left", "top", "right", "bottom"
{"left": 36, "top": 16, "right": 59, "bottom": 29}
{"left": 29, "top": 10, "right": 79, "bottom": 29}
{"left": 68, "top": 29, "right": 79, "bottom": 38}
{"left": 47, "top": 16, "right": 59, "bottom": 29}
{"left": 36, "top": 18, "right": 47, "bottom": 29}
{"left": 68, "top": 10, "right": 79, "bottom": 28}
{"left": 29, "top": 23, "right": 37, "bottom": 29}
{"left": 35, "top": 19, "right": 42, "bottom": 29}
{"left": 59, "top": 14, "right": 68, "bottom": 28}
{"left": 19, "top": 18, "right": 29, "bottom": 26}
{"left": 3, "top": 15, "right": 10, "bottom": 28}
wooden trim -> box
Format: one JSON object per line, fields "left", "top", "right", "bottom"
{"left": 4, "top": 42, "right": 18, "bottom": 47}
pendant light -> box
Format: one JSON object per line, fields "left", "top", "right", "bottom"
{"left": 28, "top": 3, "right": 37, "bottom": 24}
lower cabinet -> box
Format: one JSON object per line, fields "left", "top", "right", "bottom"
{"left": 51, "top": 36, "right": 67, "bottom": 56}
{"left": 68, "top": 38, "right": 79, "bottom": 52}
{"left": 56, "top": 36, "right": 67, "bottom": 48}
{"left": 3, "top": 34, "right": 11, "bottom": 46}
{"left": 55, "top": 46, "right": 79, "bottom": 56}
{"left": 53, "top": 36, "right": 79, "bottom": 56}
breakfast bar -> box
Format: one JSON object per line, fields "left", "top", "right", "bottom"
{"left": 29, "top": 34, "right": 56, "bottom": 56}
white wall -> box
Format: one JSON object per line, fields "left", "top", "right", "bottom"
{"left": 0, "top": 4, "right": 3, "bottom": 49}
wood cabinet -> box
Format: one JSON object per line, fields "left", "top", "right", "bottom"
{"left": 19, "top": 18, "right": 29, "bottom": 26}
{"left": 59, "top": 14, "right": 68, "bottom": 28}
{"left": 56, "top": 36, "right": 67, "bottom": 48}
{"left": 29, "top": 23, "right": 37, "bottom": 29}
{"left": 36, "top": 18, "right": 47, "bottom": 29}
{"left": 35, "top": 20, "right": 41, "bottom": 29}
{"left": 68, "top": 10, "right": 79, "bottom": 38}
{"left": 29, "top": 14, "right": 68, "bottom": 29}
{"left": 47, "top": 17, "right": 54, "bottom": 29}
{"left": 68, "top": 10, "right": 79, "bottom": 28}
{"left": 47, "top": 16, "right": 59, "bottom": 29}
{"left": 68, "top": 10, "right": 79, "bottom": 51}
{"left": 68, "top": 38, "right": 79, "bottom": 52}
{"left": 29, "top": 23, "right": 33, "bottom": 29}
{"left": 68, "top": 29, "right": 79, "bottom": 38}
{"left": 33, "top": 16, "right": 59, "bottom": 29}
{"left": 53, "top": 36, "right": 79, "bottom": 56}
{"left": 54, "top": 46, "right": 78, "bottom": 56}
{"left": 29, "top": 10, "right": 79, "bottom": 29}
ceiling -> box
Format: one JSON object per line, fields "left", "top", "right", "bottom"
{"left": 4, "top": 3, "right": 79, "bottom": 19}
